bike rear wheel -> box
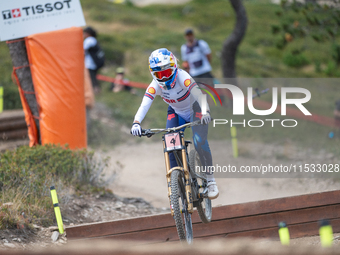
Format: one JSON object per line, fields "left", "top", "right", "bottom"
{"left": 189, "top": 150, "right": 212, "bottom": 223}
{"left": 170, "top": 169, "right": 193, "bottom": 243}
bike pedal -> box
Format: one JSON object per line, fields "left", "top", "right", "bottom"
{"left": 199, "top": 193, "right": 209, "bottom": 199}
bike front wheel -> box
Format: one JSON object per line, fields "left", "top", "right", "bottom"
{"left": 189, "top": 149, "right": 212, "bottom": 223}
{"left": 170, "top": 169, "right": 193, "bottom": 243}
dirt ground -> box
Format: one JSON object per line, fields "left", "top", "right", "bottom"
{"left": 106, "top": 140, "right": 340, "bottom": 209}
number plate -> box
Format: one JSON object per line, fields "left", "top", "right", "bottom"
{"left": 164, "top": 133, "right": 182, "bottom": 151}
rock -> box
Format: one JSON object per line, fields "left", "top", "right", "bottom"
{"left": 49, "top": 226, "right": 59, "bottom": 232}
{"left": 2, "top": 202, "right": 13, "bottom": 207}
{"left": 3, "top": 239, "right": 8, "bottom": 243}
{"left": 32, "top": 224, "right": 41, "bottom": 230}
{"left": 58, "top": 239, "right": 66, "bottom": 244}
{"left": 51, "top": 231, "right": 59, "bottom": 242}
{"left": 115, "top": 201, "right": 124, "bottom": 208}
{"left": 12, "top": 238, "right": 21, "bottom": 242}
{"left": 4, "top": 243, "right": 16, "bottom": 248}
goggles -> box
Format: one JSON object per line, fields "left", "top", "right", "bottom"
{"left": 153, "top": 68, "right": 173, "bottom": 80}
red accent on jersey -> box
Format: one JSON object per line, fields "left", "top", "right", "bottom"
{"left": 144, "top": 93, "right": 154, "bottom": 100}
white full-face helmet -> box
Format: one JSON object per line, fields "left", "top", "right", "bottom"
{"left": 149, "top": 48, "right": 178, "bottom": 90}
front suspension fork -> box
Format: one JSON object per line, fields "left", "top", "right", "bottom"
{"left": 163, "top": 138, "right": 193, "bottom": 216}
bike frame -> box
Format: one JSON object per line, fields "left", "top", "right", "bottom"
{"left": 142, "top": 121, "right": 201, "bottom": 216}
{"left": 162, "top": 131, "right": 193, "bottom": 215}
{"left": 141, "top": 120, "right": 212, "bottom": 242}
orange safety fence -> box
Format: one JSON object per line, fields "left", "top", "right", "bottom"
{"left": 97, "top": 74, "right": 338, "bottom": 128}
{"left": 97, "top": 74, "right": 148, "bottom": 89}
{"left": 26, "top": 27, "right": 86, "bottom": 149}
{"left": 252, "top": 99, "right": 338, "bottom": 128}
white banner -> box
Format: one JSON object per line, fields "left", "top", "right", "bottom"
{"left": 0, "top": 0, "right": 86, "bottom": 41}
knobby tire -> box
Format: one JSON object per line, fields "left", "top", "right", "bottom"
{"left": 170, "top": 169, "right": 193, "bottom": 243}
{"left": 189, "top": 150, "right": 212, "bottom": 223}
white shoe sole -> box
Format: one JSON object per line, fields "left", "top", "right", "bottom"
{"left": 208, "top": 192, "right": 219, "bottom": 200}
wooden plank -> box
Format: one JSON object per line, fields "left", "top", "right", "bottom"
{"left": 74, "top": 204, "right": 340, "bottom": 242}
{"left": 0, "top": 110, "right": 25, "bottom": 122}
{"left": 227, "top": 218, "right": 340, "bottom": 239}
{"left": 191, "top": 204, "right": 340, "bottom": 238}
{"left": 0, "top": 119, "right": 27, "bottom": 132}
{"left": 207, "top": 190, "right": 340, "bottom": 222}
{"left": 66, "top": 213, "right": 176, "bottom": 239}
{"left": 0, "top": 129, "right": 28, "bottom": 140}
{"left": 97, "top": 226, "right": 180, "bottom": 243}
{"left": 67, "top": 190, "right": 340, "bottom": 240}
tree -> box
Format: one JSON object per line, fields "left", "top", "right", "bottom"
{"left": 7, "top": 40, "right": 40, "bottom": 143}
{"left": 221, "top": 0, "right": 248, "bottom": 79}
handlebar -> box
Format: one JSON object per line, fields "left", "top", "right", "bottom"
{"left": 141, "top": 120, "right": 201, "bottom": 138}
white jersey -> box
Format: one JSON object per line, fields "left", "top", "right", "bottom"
{"left": 84, "top": 36, "right": 97, "bottom": 70}
{"left": 181, "top": 39, "right": 212, "bottom": 77}
{"left": 134, "top": 69, "right": 208, "bottom": 123}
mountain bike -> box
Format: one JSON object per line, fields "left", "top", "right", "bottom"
{"left": 141, "top": 120, "right": 212, "bottom": 243}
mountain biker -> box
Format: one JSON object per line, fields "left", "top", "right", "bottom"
{"left": 130, "top": 48, "right": 219, "bottom": 199}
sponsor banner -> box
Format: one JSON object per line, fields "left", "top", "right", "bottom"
{"left": 0, "top": 0, "right": 85, "bottom": 41}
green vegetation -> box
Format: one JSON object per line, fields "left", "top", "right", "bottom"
{"left": 83, "top": 0, "right": 339, "bottom": 151}
{"left": 0, "top": 144, "right": 109, "bottom": 229}
{"left": 0, "top": 42, "right": 21, "bottom": 110}
{"left": 283, "top": 52, "right": 309, "bottom": 67}
{"left": 1, "top": 0, "right": 339, "bottom": 110}
{"left": 84, "top": 0, "right": 339, "bottom": 79}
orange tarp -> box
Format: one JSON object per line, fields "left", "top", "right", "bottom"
{"left": 26, "top": 27, "right": 86, "bottom": 149}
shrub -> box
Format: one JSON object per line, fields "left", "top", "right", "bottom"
{"left": 0, "top": 144, "right": 110, "bottom": 229}
{"left": 332, "top": 44, "right": 340, "bottom": 65}
{"left": 283, "top": 52, "right": 309, "bottom": 67}
{"left": 324, "top": 61, "right": 340, "bottom": 77}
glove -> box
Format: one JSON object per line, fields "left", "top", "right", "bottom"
{"left": 201, "top": 112, "right": 211, "bottom": 125}
{"left": 131, "top": 123, "right": 142, "bottom": 137}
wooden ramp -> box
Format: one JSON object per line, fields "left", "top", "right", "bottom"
{"left": 0, "top": 110, "right": 27, "bottom": 140}
{"left": 1, "top": 239, "right": 340, "bottom": 255}
{"left": 66, "top": 190, "right": 340, "bottom": 243}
